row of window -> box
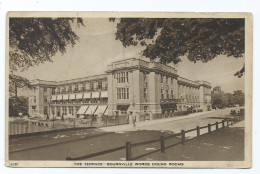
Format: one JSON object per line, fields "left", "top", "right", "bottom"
{"left": 117, "top": 87, "right": 130, "bottom": 99}
{"left": 161, "top": 89, "right": 175, "bottom": 99}
{"left": 161, "top": 75, "right": 175, "bottom": 85}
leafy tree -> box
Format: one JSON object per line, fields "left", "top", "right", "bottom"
{"left": 232, "top": 90, "right": 245, "bottom": 106}
{"left": 9, "top": 74, "right": 31, "bottom": 97}
{"left": 111, "top": 18, "right": 245, "bottom": 76}
{"left": 9, "top": 18, "right": 84, "bottom": 96}
{"left": 211, "top": 88, "right": 245, "bottom": 108}
{"left": 9, "top": 96, "right": 28, "bottom": 117}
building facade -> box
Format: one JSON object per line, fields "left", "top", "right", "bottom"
{"left": 28, "top": 58, "right": 211, "bottom": 120}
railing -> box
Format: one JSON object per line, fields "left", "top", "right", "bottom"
{"left": 66, "top": 115, "right": 244, "bottom": 161}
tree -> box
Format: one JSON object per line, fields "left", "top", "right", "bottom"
{"left": 9, "top": 96, "right": 28, "bottom": 117}
{"left": 232, "top": 90, "right": 245, "bottom": 106}
{"left": 9, "top": 74, "right": 31, "bottom": 97}
{"left": 111, "top": 18, "right": 245, "bottom": 76}
{"left": 9, "top": 18, "right": 84, "bottom": 96}
{"left": 211, "top": 88, "right": 245, "bottom": 109}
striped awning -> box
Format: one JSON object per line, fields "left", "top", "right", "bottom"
{"left": 100, "top": 91, "right": 108, "bottom": 98}
{"left": 85, "top": 105, "right": 98, "bottom": 115}
{"left": 51, "top": 95, "right": 57, "bottom": 101}
{"left": 63, "top": 95, "right": 69, "bottom": 100}
{"left": 91, "top": 92, "right": 100, "bottom": 98}
{"left": 83, "top": 93, "right": 91, "bottom": 99}
{"left": 57, "top": 95, "right": 63, "bottom": 100}
{"left": 69, "top": 94, "right": 76, "bottom": 100}
{"left": 77, "top": 106, "right": 89, "bottom": 115}
{"left": 76, "top": 93, "right": 83, "bottom": 99}
{"left": 95, "top": 105, "right": 108, "bottom": 115}
{"left": 104, "top": 108, "right": 108, "bottom": 116}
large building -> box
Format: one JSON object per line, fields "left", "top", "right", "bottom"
{"left": 28, "top": 58, "right": 212, "bottom": 120}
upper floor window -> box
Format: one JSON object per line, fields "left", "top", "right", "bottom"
{"left": 161, "top": 75, "right": 164, "bottom": 83}
{"left": 34, "top": 96, "right": 36, "bottom": 103}
{"left": 116, "top": 72, "right": 129, "bottom": 83}
{"left": 44, "top": 87, "right": 47, "bottom": 93}
{"left": 44, "top": 96, "right": 48, "bottom": 103}
{"left": 51, "top": 88, "right": 55, "bottom": 95}
{"left": 89, "top": 83, "right": 94, "bottom": 90}
{"left": 98, "top": 81, "right": 102, "bottom": 89}
{"left": 75, "top": 84, "right": 78, "bottom": 92}
{"left": 171, "top": 77, "right": 173, "bottom": 85}
{"left": 161, "top": 89, "right": 164, "bottom": 99}
{"left": 33, "top": 87, "right": 36, "bottom": 93}
{"left": 171, "top": 90, "right": 174, "bottom": 99}
{"left": 61, "top": 87, "right": 65, "bottom": 93}
{"left": 117, "top": 87, "right": 129, "bottom": 99}
{"left": 166, "top": 89, "right": 169, "bottom": 99}
{"left": 166, "top": 76, "right": 169, "bottom": 85}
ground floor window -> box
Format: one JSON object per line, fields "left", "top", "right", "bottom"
{"left": 62, "top": 106, "right": 67, "bottom": 115}
{"left": 44, "top": 107, "right": 48, "bottom": 115}
{"left": 69, "top": 106, "right": 74, "bottom": 114}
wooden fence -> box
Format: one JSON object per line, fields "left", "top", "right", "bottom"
{"left": 66, "top": 116, "right": 244, "bottom": 161}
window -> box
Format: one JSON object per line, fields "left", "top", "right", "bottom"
{"left": 161, "top": 75, "right": 164, "bottom": 83}
{"left": 121, "top": 72, "right": 125, "bottom": 83}
{"left": 82, "top": 85, "right": 86, "bottom": 92}
{"left": 69, "top": 106, "right": 73, "bottom": 114}
{"left": 34, "top": 96, "right": 36, "bottom": 103}
{"left": 61, "top": 87, "right": 65, "bottom": 93}
{"left": 126, "top": 72, "right": 129, "bottom": 83}
{"left": 166, "top": 89, "right": 169, "bottom": 99}
{"left": 161, "top": 89, "right": 164, "bottom": 99}
{"left": 52, "top": 88, "right": 55, "bottom": 95}
{"left": 144, "top": 106, "right": 148, "bottom": 112}
{"left": 166, "top": 76, "right": 169, "bottom": 85}
{"left": 75, "top": 84, "right": 78, "bottom": 92}
{"left": 62, "top": 106, "right": 67, "bottom": 115}
{"left": 33, "top": 87, "right": 36, "bottom": 93}
{"left": 126, "top": 88, "right": 129, "bottom": 99}
{"left": 44, "top": 96, "right": 48, "bottom": 103}
{"left": 78, "top": 84, "right": 82, "bottom": 92}
{"left": 44, "top": 107, "right": 48, "bottom": 115}
{"left": 171, "top": 90, "right": 174, "bottom": 99}
{"left": 98, "top": 81, "right": 102, "bottom": 89}
{"left": 44, "top": 87, "right": 47, "bottom": 93}
{"left": 117, "top": 87, "right": 129, "bottom": 99}
{"left": 115, "top": 72, "right": 129, "bottom": 83}
{"left": 89, "top": 83, "right": 94, "bottom": 90}
{"left": 171, "top": 77, "right": 173, "bottom": 85}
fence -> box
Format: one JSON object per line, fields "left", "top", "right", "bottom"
{"left": 66, "top": 115, "right": 244, "bottom": 161}
{"left": 9, "top": 121, "right": 51, "bottom": 135}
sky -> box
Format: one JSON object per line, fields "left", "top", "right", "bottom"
{"left": 17, "top": 18, "right": 245, "bottom": 94}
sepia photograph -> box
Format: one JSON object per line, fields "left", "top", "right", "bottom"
{"left": 5, "top": 12, "right": 252, "bottom": 168}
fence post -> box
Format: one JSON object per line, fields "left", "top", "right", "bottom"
{"left": 208, "top": 124, "right": 211, "bottom": 134}
{"left": 160, "top": 136, "right": 165, "bottom": 153}
{"left": 126, "top": 142, "right": 132, "bottom": 161}
{"left": 181, "top": 130, "right": 185, "bottom": 145}
{"left": 216, "top": 122, "right": 218, "bottom": 131}
{"left": 196, "top": 126, "right": 200, "bottom": 138}
{"left": 222, "top": 120, "right": 225, "bottom": 129}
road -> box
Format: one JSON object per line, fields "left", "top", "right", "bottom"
{"left": 9, "top": 107, "right": 240, "bottom": 161}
